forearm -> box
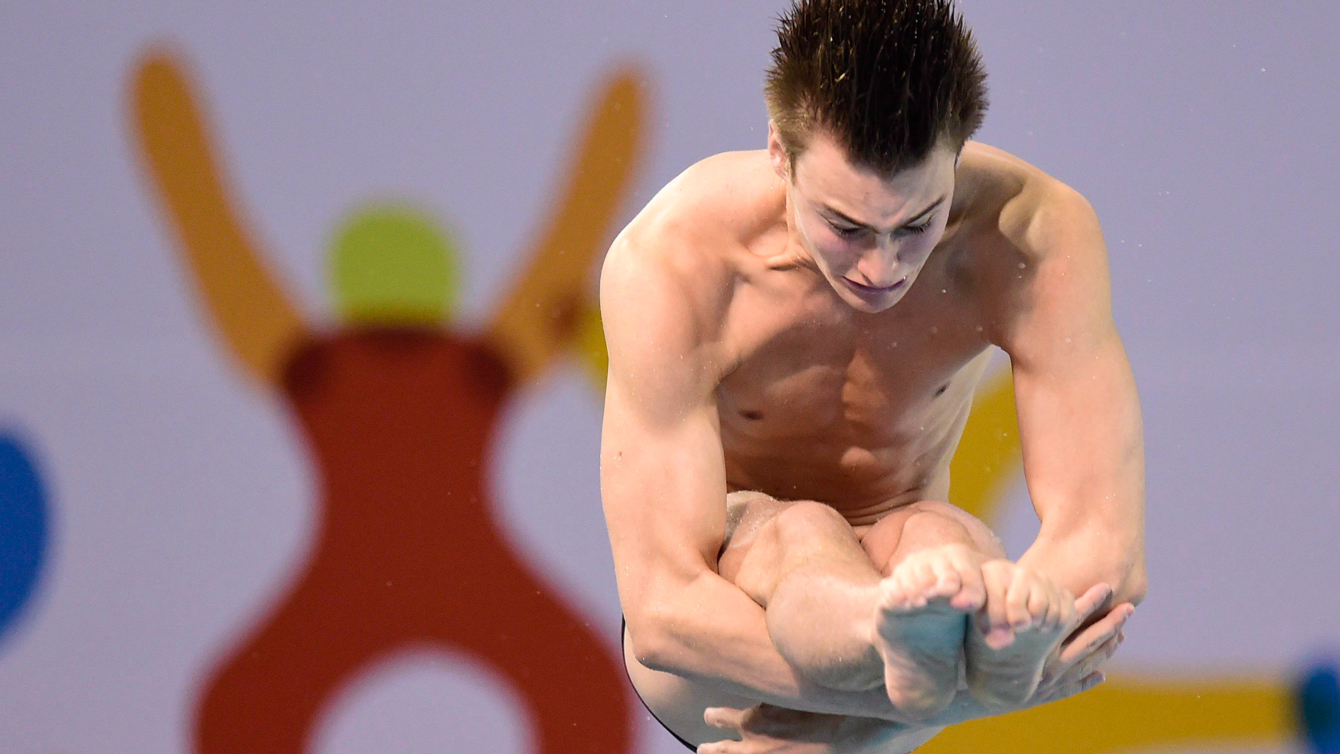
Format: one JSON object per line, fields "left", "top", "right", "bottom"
{"left": 640, "top": 570, "right": 903, "bottom": 720}
{"left": 1018, "top": 529, "right": 1146, "bottom": 606}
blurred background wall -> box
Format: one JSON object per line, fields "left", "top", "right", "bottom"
{"left": 1, "top": 1, "right": 1337, "bottom": 752}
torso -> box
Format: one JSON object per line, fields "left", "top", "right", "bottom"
{"left": 714, "top": 235, "right": 993, "bottom": 528}
{"left": 645, "top": 142, "right": 1033, "bottom": 530}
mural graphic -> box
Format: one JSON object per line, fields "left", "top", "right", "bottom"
{"left": 0, "top": 432, "right": 50, "bottom": 649}
{"left": 131, "top": 51, "right": 646, "bottom": 753}
{"left": 124, "top": 42, "right": 1336, "bottom": 754}
{"left": 1301, "top": 665, "right": 1340, "bottom": 754}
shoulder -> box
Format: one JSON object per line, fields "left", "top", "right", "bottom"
{"left": 601, "top": 150, "right": 777, "bottom": 346}
{"left": 953, "top": 143, "right": 1109, "bottom": 343}
{"left": 956, "top": 142, "right": 1098, "bottom": 255}
{"left": 959, "top": 143, "right": 1114, "bottom": 350}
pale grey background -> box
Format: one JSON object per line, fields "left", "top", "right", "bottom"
{"left": 1, "top": 1, "right": 1337, "bottom": 752}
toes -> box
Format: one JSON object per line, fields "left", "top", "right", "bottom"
{"left": 950, "top": 557, "right": 987, "bottom": 612}
{"left": 931, "top": 560, "right": 963, "bottom": 598}
{"left": 979, "top": 560, "right": 1013, "bottom": 631}
{"left": 879, "top": 579, "right": 911, "bottom": 612}
{"left": 984, "top": 625, "right": 1016, "bottom": 650}
{"left": 901, "top": 568, "right": 930, "bottom": 607}
{"left": 1005, "top": 579, "right": 1033, "bottom": 631}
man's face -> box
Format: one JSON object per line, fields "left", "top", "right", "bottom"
{"left": 771, "top": 126, "right": 958, "bottom": 313}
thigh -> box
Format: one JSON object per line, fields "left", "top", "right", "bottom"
{"left": 715, "top": 491, "right": 874, "bottom": 607}
{"left": 859, "top": 499, "right": 1006, "bottom": 577}
{"left": 714, "top": 490, "right": 793, "bottom": 592}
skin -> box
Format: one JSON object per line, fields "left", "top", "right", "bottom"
{"left": 599, "top": 123, "right": 1146, "bottom": 751}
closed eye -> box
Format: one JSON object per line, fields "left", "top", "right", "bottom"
{"left": 828, "top": 221, "right": 866, "bottom": 239}
{"left": 827, "top": 217, "right": 933, "bottom": 239}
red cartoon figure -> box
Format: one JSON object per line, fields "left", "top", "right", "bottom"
{"left": 131, "top": 50, "right": 645, "bottom": 753}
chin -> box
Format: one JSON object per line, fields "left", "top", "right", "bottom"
{"left": 833, "top": 279, "right": 912, "bottom": 313}
{"left": 841, "top": 291, "right": 903, "bottom": 313}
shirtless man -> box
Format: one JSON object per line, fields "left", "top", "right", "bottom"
{"left": 599, "top": 1, "right": 1146, "bottom": 751}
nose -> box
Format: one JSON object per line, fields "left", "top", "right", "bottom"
{"left": 853, "top": 242, "right": 900, "bottom": 288}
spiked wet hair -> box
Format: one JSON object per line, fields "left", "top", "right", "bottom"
{"left": 765, "top": 0, "right": 989, "bottom": 175}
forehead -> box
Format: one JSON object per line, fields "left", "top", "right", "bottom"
{"left": 793, "top": 131, "right": 955, "bottom": 216}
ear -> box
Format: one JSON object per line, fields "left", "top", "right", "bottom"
{"left": 766, "top": 122, "right": 790, "bottom": 181}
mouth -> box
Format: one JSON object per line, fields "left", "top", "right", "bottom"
{"left": 843, "top": 276, "right": 907, "bottom": 296}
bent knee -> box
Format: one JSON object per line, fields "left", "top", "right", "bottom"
{"left": 770, "top": 501, "right": 854, "bottom": 544}
{"left": 904, "top": 500, "right": 1005, "bottom": 560}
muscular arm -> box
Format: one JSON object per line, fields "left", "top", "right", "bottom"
{"left": 600, "top": 234, "right": 901, "bottom": 721}
{"left": 990, "top": 181, "right": 1148, "bottom": 607}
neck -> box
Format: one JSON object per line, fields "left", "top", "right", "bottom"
{"left": 770, "top": 183, "right": 821, "bottom": 275}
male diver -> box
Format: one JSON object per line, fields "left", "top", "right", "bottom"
{"left": 600, "top": 1, "right": 1145, "bottom": 750}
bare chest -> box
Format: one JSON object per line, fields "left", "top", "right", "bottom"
{"left": 714, "top": 279, "right": 992, "bottom": 511}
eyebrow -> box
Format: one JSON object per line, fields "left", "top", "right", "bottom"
{"left": 824, "top": 195, "right": 948, "bottom": 232}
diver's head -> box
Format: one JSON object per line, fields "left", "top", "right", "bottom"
{"left": 764, "top": 0, "right": 988, "bottom": 312}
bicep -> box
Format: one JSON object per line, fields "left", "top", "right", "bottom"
{"left": 598, "top": 242, "right": 730, "bottom": 637}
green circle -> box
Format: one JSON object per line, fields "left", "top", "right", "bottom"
{"left": 329, "top": 204, "right": 461, "bottom": 325}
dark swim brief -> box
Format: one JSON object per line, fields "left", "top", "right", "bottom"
{"left": 622, "top": 615, "right": 698, "bottom": 752}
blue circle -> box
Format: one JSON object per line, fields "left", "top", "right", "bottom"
{"left": 1300, "top": 663, "right": 1340, "bottom": 754}
{"left": 0, "top": 434, "right": 49, "bottom": 646}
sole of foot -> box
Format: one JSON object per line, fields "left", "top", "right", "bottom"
{"left": 873, "top": 577, "right": 972, "bottom": 722}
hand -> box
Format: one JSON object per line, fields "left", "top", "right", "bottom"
{"left": 1033, "top": 583, "right": 1134, "bottom": 704}
{"left": 697, "top": 704, "right": 874, "bottom": 754}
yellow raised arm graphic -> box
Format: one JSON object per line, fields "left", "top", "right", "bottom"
{"left": 485, "top": 69, "right": 647, "bottom": 387}
{"left": 131, "top": 50, "right": 308, "bottom": 388}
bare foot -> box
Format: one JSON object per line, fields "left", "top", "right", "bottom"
{"left": 964, "top": 560, "right": 1076, "bottom": 709}
{"left": 873, "top": 544, "right": 987, "bottom": 722}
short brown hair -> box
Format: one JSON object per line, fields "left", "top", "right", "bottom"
{"left": 765, "top": 0, "right": 989, "bottom": 174}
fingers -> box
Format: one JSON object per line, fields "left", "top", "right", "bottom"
{"left": 1034, "top": 670, "right": 1107, "bottom": 706}
{"left": 1038, "top": 601, "right": 1133, "bottom": 699}
{"left": 699, "top": 709, "right": 747, "bottom": 753}
{"left": 1070, "top": 583, "right": 1115, "bottom": 630}
{"left": 1080, "top": 632, "right": 1122, "bottom": 676}
{"left": 703, "top": 706, "right": 747, "bottom": 732}
{"left": 1058, "top": 602, "right": 1133, "bottom": 667}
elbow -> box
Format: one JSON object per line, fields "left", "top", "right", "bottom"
{"left": 1100, "top": 557, "right": 1148, "bottom": 607}
{"left": 623, "top": 607, "right": 677, "bottom": 673}
{"left": 1118, "top": 563, "right": 1148, "bottom": 607}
